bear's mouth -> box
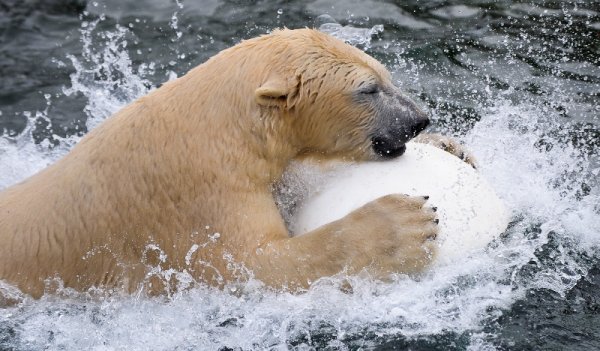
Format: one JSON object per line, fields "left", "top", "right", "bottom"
{"left": 371, "top": 136, "right": 407, "bottom": 159}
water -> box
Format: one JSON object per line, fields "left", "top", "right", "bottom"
{"left": 0, "top": 0, "right": 599, "bottom": 349}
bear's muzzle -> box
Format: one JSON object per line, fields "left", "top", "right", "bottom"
{"left": 370, "top": 89, "right": 430, "bottom": 159}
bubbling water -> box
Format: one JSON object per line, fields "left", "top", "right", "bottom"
{"left": 1, "top": 7, "right": 599, "bottom": 351}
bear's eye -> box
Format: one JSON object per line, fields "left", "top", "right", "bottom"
{"left": 360, "top": 84, "right": 380, "bottom": 95}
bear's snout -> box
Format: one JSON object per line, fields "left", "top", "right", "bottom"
{"left": 371, "top": 91, "right": 430, "bottom": 159}
{"left": 371, "top": 117, "right": 428, "bottom": 158}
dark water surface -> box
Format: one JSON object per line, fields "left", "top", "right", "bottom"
{"left": 0, "top": 0, "right": 599, "bottom": 350}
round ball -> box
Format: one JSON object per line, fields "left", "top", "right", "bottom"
{"left": 290, "top": 142, "right": 510, "bottom": 266}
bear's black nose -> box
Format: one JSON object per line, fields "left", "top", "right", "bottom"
{"left": 371, "top": 117, "right": 429, "bottom": 159}
{"left": 410, "top": 118, "right": 429, "bottom": 138}
{"left": 370, "top": 87, "right": 430, "bottom": 159}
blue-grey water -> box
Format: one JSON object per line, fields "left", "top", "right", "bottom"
{"left": 0, "top": 0, "right": 599, "bottom": 350}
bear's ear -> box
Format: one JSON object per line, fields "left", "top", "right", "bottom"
{"left": 255, "top": 76, "right": 300, "bottom": 109}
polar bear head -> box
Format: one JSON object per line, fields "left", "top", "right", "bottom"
{"left": 252, "top": 29, "right": 429, "bottom": 161}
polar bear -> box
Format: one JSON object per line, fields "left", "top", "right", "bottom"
{"left": 0, "top": 28, "right": 452, "bottom": 298}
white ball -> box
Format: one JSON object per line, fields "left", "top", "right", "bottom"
{"left": 290, "top": 142, "right": 510, "bottom": 266}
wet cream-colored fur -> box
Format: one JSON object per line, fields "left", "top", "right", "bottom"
{"left": 0, "top": 29, "right": 439, "bottom": 298}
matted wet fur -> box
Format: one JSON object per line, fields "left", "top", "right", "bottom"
{"left": 0, "top": 29, "right": 470, "bottom": 298}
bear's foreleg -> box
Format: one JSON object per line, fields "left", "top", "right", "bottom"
{"left": 250, "top": 194, "right": 438, "bottom": 290}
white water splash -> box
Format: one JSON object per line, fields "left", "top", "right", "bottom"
{"left": 316, "top": 14, "right": 383, "bottom": 48}
{"left": 0, "top": 96, "right": 71, "bottom": 189}
{"left": 0, "top": 17, "right": 154, "bottom": 191}
{"left": 64, "top": 18, "right": 154, "bottom": 130}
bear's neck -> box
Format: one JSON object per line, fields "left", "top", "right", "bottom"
{"left": 134, "top": 65, "right": 301, "bottom": 191}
